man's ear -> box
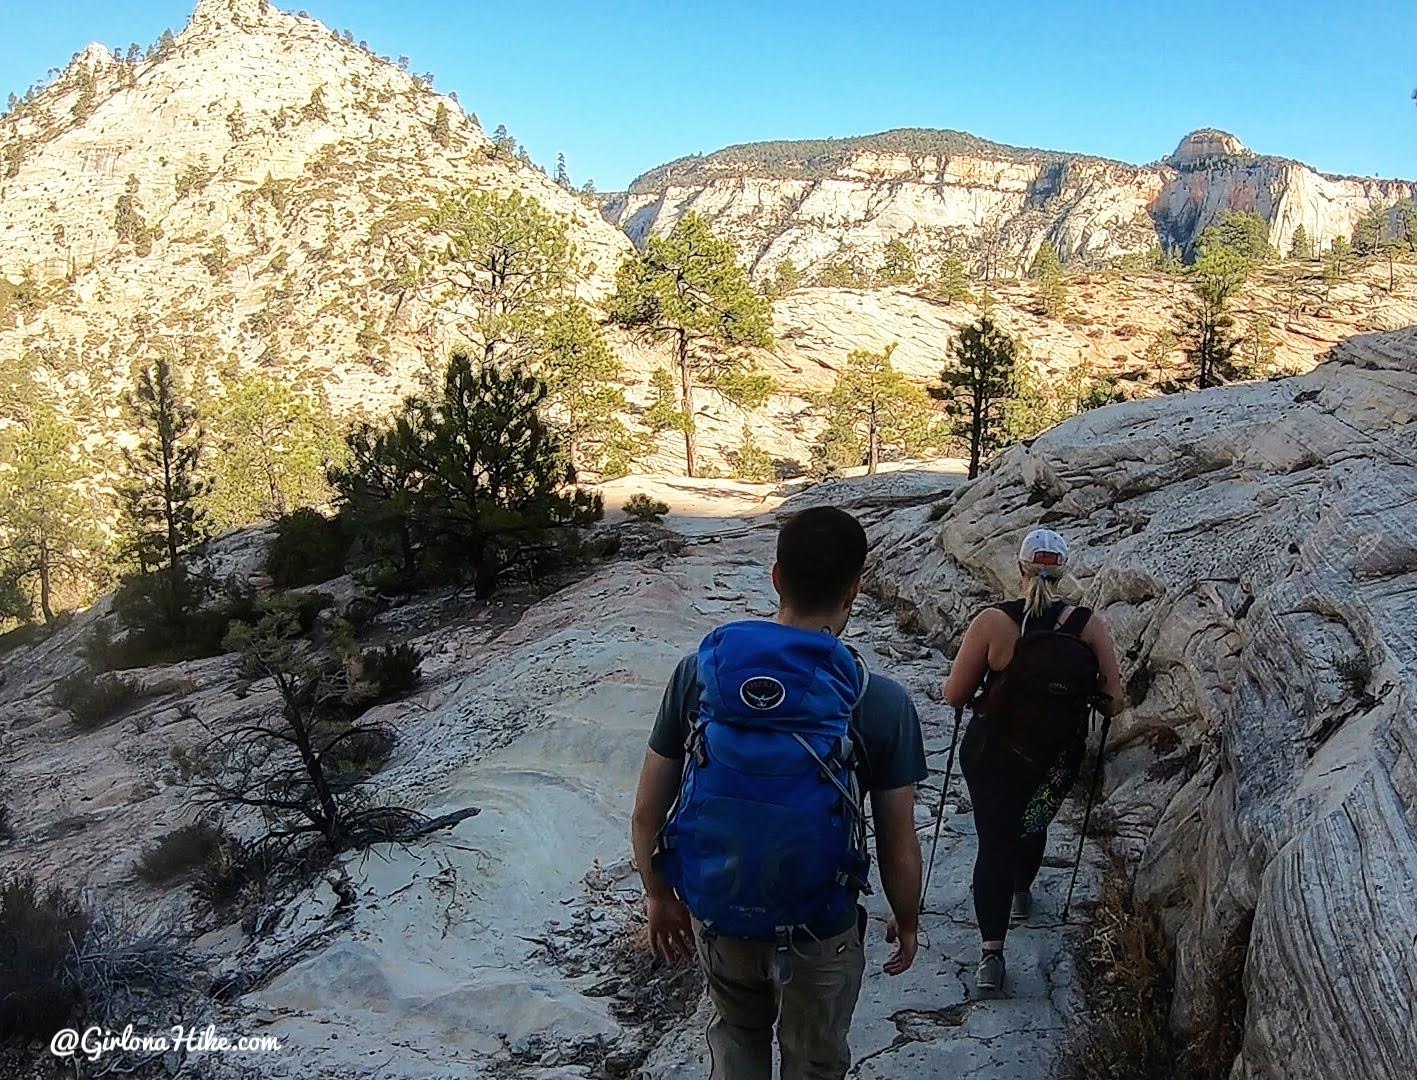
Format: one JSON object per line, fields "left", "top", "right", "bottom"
{"left": 771, "top": 562, "right": 784, "bottom": 598}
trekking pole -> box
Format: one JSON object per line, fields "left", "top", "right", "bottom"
{"left": 1062, "top": 707, "right": 1112, "bottom": 922}
{"left": 921, "top": 704, "right": 964, "bottom": 912}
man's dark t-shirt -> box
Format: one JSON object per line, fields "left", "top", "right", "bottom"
{"left": 649, "top": 653, "right": 928, "bottom": 795}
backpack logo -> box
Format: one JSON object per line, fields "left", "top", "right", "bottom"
{"left": 740, "top": 676, "right": 786, "bottom": 711}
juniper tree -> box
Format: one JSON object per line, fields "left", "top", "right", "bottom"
{"left": 813, "top": 343, "right": 944, "bottom": 474}
{"left": 1288, "top": 224, "right": 1313, "bottom": 261}
{"left": 609, "top": 213, "right": 774, "bottom": 477}
{"left": 932, "top": 317, "right": 1019, "bottom": 479}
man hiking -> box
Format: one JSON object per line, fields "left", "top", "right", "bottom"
{"left": 630, "top": 505, "right": 926, "bottom": 1080}
{"left": 942, "top": 527, "right": 1125, "bottom": 992}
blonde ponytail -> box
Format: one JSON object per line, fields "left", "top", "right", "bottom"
{"left": 1021, "top": 565, "right": 1065, "bottom": 619}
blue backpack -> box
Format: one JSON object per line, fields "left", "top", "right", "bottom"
{"left": 655, "top": 620, "right": 871, "bottom": 947}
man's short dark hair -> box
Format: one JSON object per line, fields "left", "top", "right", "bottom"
{"left": 776, "top": 506, "right": 868, "bottom": 614}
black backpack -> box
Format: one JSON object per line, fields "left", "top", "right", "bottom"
{"left": 979, "top": 600, "right": 1100, "bottom": 771}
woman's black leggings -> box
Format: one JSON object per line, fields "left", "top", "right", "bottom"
{"left": 960, "top": 725, "right": 1050, "bottom": 943}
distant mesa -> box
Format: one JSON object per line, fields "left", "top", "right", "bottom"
{"left": 1167, "top": 128, "right": 1249, "bottom": 167}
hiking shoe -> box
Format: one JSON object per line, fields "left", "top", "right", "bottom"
{"left": 1010, "top": 889, "right": 1033, "bottom": 926}
{"left": 976, "top": 950, "right": 1005, "bottom": 992}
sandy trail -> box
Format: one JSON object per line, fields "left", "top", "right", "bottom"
{"left": 186, "top": 465, "right": 1096, "bottom": 1078}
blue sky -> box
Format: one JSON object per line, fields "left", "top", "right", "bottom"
{"left": 5, "top": 0, "right": 1415, "bottom": 190}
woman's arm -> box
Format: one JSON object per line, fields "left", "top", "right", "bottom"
{"left": 1084, "top": 615, "right": 1126, "bottom": 716}
{"left": 943, "top": 611, "right": 995, "bottom": 707}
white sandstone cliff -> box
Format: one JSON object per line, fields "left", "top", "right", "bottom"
{"left": 867, "top": 328, "right": 1417, "bottom": 1079}
{"left": 606, "top": 129, "right": 1415, "bottom": 282}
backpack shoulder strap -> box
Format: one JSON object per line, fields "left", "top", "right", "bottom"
{"left": 1021, "top": 599, "right": 1067, "bottom": 635}
{"left": 994, "top": 599, "right": 1026, "bottom": 626}
{"left": 1059, "top": 606, "right": 1093, "bottom": 637}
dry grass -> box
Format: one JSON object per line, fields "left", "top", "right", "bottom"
{"left": 1054, "top": 856, "right": 1249, "bottom": 1080}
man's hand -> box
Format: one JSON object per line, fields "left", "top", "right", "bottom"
{"left": 883, "top": 914, "right": 918, "bottom": 976}
{"left": 647, "top": 894, "right": 693, "bottom": 962}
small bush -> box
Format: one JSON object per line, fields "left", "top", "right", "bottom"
{"left": 322, "top": 725, "right": 396, "bottom": 785}
{"left": 135, "top": 822, "right": 227, "bottom": 884}
{"left": 192, "top": 835, "right": 263, "bottom": 913}
{"left": 349, "top": 643, "right": 422, "bottom": 707}
{"left": 54, "top": 671, "right": 140, "bottom": 730}
{"left": 0, "top": 874, "right": 90, "bottom": 1039}
{"left": 623, "top": 494, "right": 669, "bottom": 521}
{"left": 266, "top": 508, "right": 351, "bottom": 588}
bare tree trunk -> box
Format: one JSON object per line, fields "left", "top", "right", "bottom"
{"left": 677, "top": 329, "right": 697, "bottom": 478}
{"left": 277, "top": 672, "right": 342, "bottom": 848}
{"left": 39, "top": 542, "right": 54, "bottom": 623}
{"left": 867, "top": 403, "right": 879, "bottom": 475}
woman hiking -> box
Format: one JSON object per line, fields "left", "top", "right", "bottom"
{"left": 943, "top": 527, "right": 1124, "bottom": 992}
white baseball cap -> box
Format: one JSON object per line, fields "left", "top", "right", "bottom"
{"left": 1019, "top": 528, "right": 1069, "bottom": 577}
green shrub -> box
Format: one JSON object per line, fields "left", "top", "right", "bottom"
{"left": 266, "top": 508, "right": 351, "bottom": 588}
{"left": 135, "top": 822, "right": 227, "bottom": 884}
{"left": 351, "top": 643, "right": 421, "bottom": 706}
{"left": 623, "top": 494, "right": 669, "bottom": 521}
{"left": 54, "top": 671, "right": 140, "bottom": 730}
{"left": 92, "top": 575, "right": 329, "bottom": 671}
{"left": 322, "top": 725, "right": 395, "bottom": 785}
{"left": 191, "top": 834, "right": 262, "bottom": 913}
{"left": 0, "top": 874, "right": 90, "bottom": 1039}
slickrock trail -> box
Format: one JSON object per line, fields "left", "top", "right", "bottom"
{"left": 170, "top": 466, "right": 1098, "bottom": 1079}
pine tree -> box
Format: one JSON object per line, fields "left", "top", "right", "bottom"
{"left": 813, "top": 343, "right": 944, "bottom": 474}
{"left": 1170, "top": 254, "right": 1246, "bottom": 391}
{"left": 1238, "top": 314, "right": 1278, "bottom": 376}
{"left": 431, "top": 102, "right": 451, "bottom": 147}
{"left": 1325, "top": 236, "right": 1351, "bottom": 286}
{"left": 932, "top": 317, "right": 1019, "bottom": 479}
{"left": 1197, "top": 210, "right": 1273, "bottom": 263}
{"left": 609, "top": 213, "right": 774, "bottom": 477}
{"left": 1029, "top": 241, "right": 1067, "bottom": 315}
{"left": 554, "top": 152, "right": 572, "bottom": 190}
{"left": 535, "top": 302, "right": 631, "bottom": 474}
{"left": 729, "top": 424, "right": 776, "bottom": 482}
{"left": 766, "top": 257, "right": 802, "bottom": 299}
{"left": 205, "top": 374, "right": 342, "bottom": 530}
{"left": 1288, "top": 224, "right": 1314, "bottom": 261}
{"left": 1352, "top": 206, "right": 1388, "bottom": 256}
{"left": 0, "top": 409, "right": 106, "bottom": 623}
{"left": 934, "top": 254, "right": 972, "bottom": 303}
{"left": 415, "top": 189, "right": 576, "bottom": 366}
{"left": 491, "top": 124, "right": 516, "bottom": 158}
{"left": 113, "top": 174, "right": 146, "bottom": 244}
{"left": 119, "top": 359, "right": 209, "bottom": 575}
{"left": 878, "top": 239, "right": 917, "bottom": 286}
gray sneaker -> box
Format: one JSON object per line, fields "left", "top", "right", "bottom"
{"left": 1010, "top": 889, "right": 1033, "bottom": 926}
{"left": 976, "top": 950, "right": 1006, "bottom": 992}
